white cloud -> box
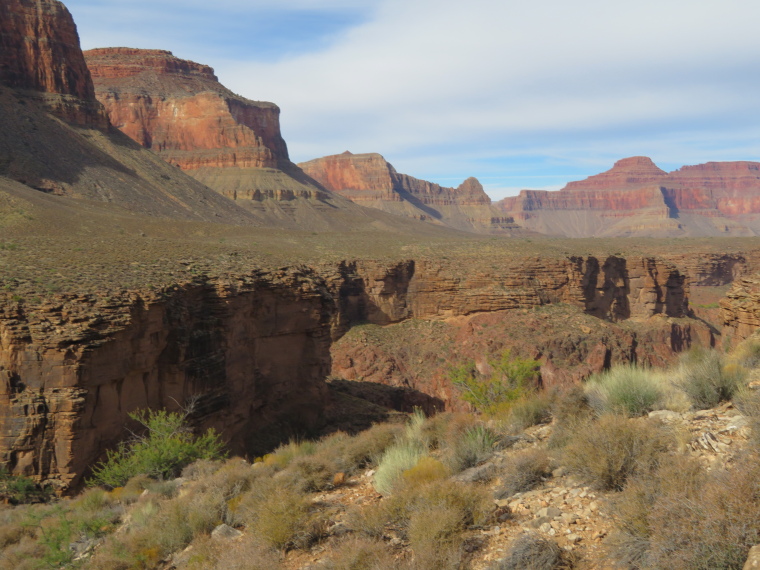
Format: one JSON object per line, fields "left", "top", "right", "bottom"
{"left": 67, "top": 0, "right": 760, "bottom": 199}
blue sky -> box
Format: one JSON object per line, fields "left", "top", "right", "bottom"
{"left": 66, "top": 0, "right": 760, "bottom": 199}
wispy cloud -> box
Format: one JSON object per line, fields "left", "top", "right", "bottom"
{"left": 65, "top": 0, "right": 760, "bottom": 198}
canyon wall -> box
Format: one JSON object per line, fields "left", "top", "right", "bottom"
{"left": 299, "top": 152, "right": 520, "bottom": 233}
{"left": 0, "top": 270, "right": 335, "bottom": 490}
{"left": 0, "top": 0, "right": 107, "bottom": 127}
{"left": 84, "top": 48, "right": 341, "bottom": 208}
{"left": 721, "top": 274, "right": 760, "bottom": 345}
{"left": 497, "top": 157, "right": 760, "bottom": 237}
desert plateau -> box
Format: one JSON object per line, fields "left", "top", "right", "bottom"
{"left": 1, "top": 0, "right": 760, "bottom": 568}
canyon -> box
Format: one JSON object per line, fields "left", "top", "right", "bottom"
{"left": 4, "top": 0, "right": 760, "bottom": 498}
{"left": 497, "top": 156, "right": 760, "bottom": 238}
{"left": 299, "top": 151, "right": 520, "bottom": 233}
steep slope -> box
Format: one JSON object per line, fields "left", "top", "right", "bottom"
{"left": 84, "top": 48, "right": 390, "bottom": 230}
{"left": 497, "top": 157, "right": 760, "bottom": 237}
{"left": 0, "top": 0, "right": 255, "bottom": 224}
{"left": 298, "top": 151, "right": 522, "bottom": 233}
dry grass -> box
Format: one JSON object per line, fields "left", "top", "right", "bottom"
{"left": 561, "top": 414, "right": 674, "bottom": 491}
{"left": 495, "top": 449, "right": 552, "bottom": 499}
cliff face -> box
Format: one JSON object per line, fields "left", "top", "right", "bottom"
{"left": 0, "top": 251, "right": 718, "bottom": 489}
{"left": 84, "top": 48, "right": 341, "bottom": 210}
{"left": 85, "top": 48, "right": 287, "bottom": 171}
{"left": 0, "top": 0, "right": 107, "bottom": 127}
{"left": 298, "top": 152, "right": 519, "bottom": 233}
{"left": 497, "top": 157, "right": 760, "bottom": 237}
{"left": 721, "top": 274, "right": 760, "bottom": 344}
{"left": 0, "top": 270, "right": 335, "bottom": 490}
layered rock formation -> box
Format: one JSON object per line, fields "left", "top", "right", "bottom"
{"left": 0, "top": 269, "right": 335, "bottom": 489}
{"left": 498, "top": 157, "right": 760, "bottom": 237}
{"left": 84, "top": 48, "right": 384, "bottom": 228}
{"left": 299, "top": 152, "right": 520, "bottom": 233}
{"left": 0, "top": 0, "right": 256, "bottom": 223}
{"left": 0, "top": 0, "right": 107, "bottom": 126}
{"left": 721, "top": 275, "right": 760, "bottom": 344}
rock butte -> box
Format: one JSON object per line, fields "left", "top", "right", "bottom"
{"left": 299, "top": 151, "right": 521, "bottom": 233}
{"left": 497, "top": 156, "right": 760, "bottom": 237}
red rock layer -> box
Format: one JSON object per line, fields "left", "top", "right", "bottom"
{"left": 497, "top": 157, "right": 760, "bottom": 237}
{"left": 0, "top": 0, "right": 107, "bottom": 126}
{"left": 300, "top": 152, "right": 491, "bottom": 206}
{"left": 84, "top": 48, "right": 289, "bottom": 171}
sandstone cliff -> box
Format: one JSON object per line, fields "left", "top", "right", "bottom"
{"left": 497, "top": 156, "right": 760, "bottom": 237}
{"left": 0, "top": 269, "right": 335, "bottom": 490}
{"left": 721, "top": 274, "right": 760, "bottom": 345}
{"left": 0, "top": 0, "right": 107, "bottom": 127}
{"left": 298, "top": 152, "right": 520, "bottom": 234}
{"left": 0, "top": 0, "right": 258, "bottom": 224}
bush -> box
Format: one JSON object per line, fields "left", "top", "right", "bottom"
{"left": 494, "top": 533, "right": 568, "bottom": 570}
{"left": 561, "top": 414, "right": 673, "bottom": 491}
{"left": 373, "top": 440, "right": 427, "bottom": 495}
{"left": 585, "top": 364, "right": 665, "bottom": 416}
{"left": 323, "top": 536, "right": 400, "bottom": 570}
{"left": 495, "top": 449, "right": 551, "bottom": 499}
{"left": 89, "top": 408, "right": 226, "bottom": 488}
{"left": 450, "top": 350, "right": 539, "bottom": 414}
{"left": 608, "top": 453, "right": 760, "bottom": 570}
{"left": 735, "top": 388, "right": 760, "bottom": 446}
{"left": 402, "top": 457, "right": 449, "bottom": 486}
{"left": 0, "top": 469, "right": 52, "bottom": 505}
{"left": 678, "top": 348, "right": 746, "bottom": 409}
{"left": 505, "top": 391, "right": 554, "bottom": 430}
{"left": 446, "top": 424, "right": 498, "bottom": 472}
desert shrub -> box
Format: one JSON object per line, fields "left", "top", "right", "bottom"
{"left": 547, "top": 386, "right": 595, "bottom": 449}
{"left": 338, "top": 423, "right": 404, "bottom": 472}
{"left": 89, "top": 408, "right": 226, "bottom": 488}
{"left": 280, "top": 454, "right": 337, "bottom": 492}
{"left": 608, "top": 453, "right": 760, "bottom": 570}
{"left": 493, "top": 533, "right": 567, "bottom": 570}
{"left": 735, "top": 388, "right": 760, "bottom": 446}
{"left": 585, "top": 364, "right": 665, "bottom": 416}
{"left": 505, "top": 390, "right": 554, "bottom": 430}
{"left": 495, "top": 449, "right": 551, "bottom": 499}
{"left": 323, "top": 536, "right": 400, "bottom": 570}
{"left": 373, "top": 440, "right": 427, "bottom": 495}
{"left": 184, "top": 533, "right": 282, "bottom": 570}
{"left": 678, "top": 348, "right": 746, "bottom": 409}
{"left": 445, "top": 424, "right": 498, "bottom": 472}
{"left": 450, "top": 350, "right": 539, "bottom": 414}
{"left": 0, "top": 469, "right": 51, "bottom": 505}
{"left": 260, "top": 439, "right": 317, "bottom": 470}
{"left": 561, "top": 414, "right": 673, "bottom": 491}
{"left": 402, "top": 457, "right": 449, "bottom": 486}
{"left": 238, "top": 484, "right": 322, "bottom": 550}
{"left": 729, "top": 333, "right": 760, "bottom": 369}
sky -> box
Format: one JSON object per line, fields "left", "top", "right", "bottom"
{"left": 66, "top": 0, "right": 760, "bottom": 199}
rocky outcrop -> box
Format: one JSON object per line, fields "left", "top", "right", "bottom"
{"left": 299, "top": 152, "right": 520, "bottom": 233}
{"left": 326, "top": 255, "right": 689, "bottom": 335}
{"left": 84, "top": 48, "right": 344, "bottom": 211}
{"left": 0, "top": 0, "right": 107, "bottom": 127}
{"left": 498, "top": 157, "right": 760, "bottom": 237}
{"left": 721, "top": 275, "right": 760, "bottom": 345}
{"left": 0, "top": 269, "right": 335, "bottom": 490}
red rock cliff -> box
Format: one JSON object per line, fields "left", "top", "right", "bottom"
{"left": 497, "top": 156, "right": 760, "bottom": 237}
{"left": 299, "top": 152, "right": 518, "bottom": 233}
{"left": 0, "top": 0, "right": 107, "bottom": 126}
{"left": 84, "top": 48, "right": 287, "bottom": 171}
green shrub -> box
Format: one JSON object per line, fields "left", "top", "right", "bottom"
{"left": 561, "top": 414, "right": 673, "bottom": 491}
{"left": 446, "top": 424, "right": 498, "bottom": 472}
{"left": 584, "top": 364, "right": 665, "bottom": 416}
{"left": 89, "top": 408, "right": 227, "bottom": 488}
{"left": 0, "top": 469, "right": 51, "bottom": 505}
{"left": 678, "top": 348, "right": 746, "bottom": 409}
{"left": 495, "top": 449, "right": 551, "bottom": 499}
{"left": 450, "top": 350, "right": 539, "bottom": 414}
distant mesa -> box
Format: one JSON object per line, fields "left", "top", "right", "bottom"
{"left": 298, "top": 151, "right": 521, "bottom": 234}
{"left": 496, "top": 156, "right": 760, "bottom": 237}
